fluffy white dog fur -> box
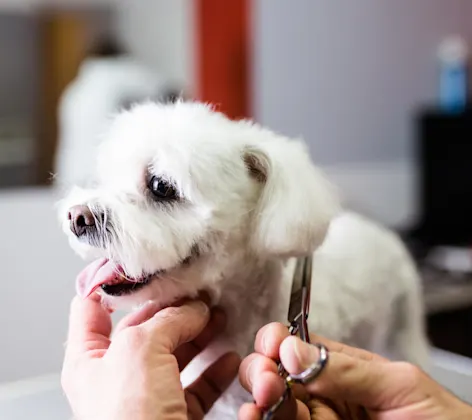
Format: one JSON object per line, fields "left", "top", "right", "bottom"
{"left": 59, "top": 101, "right": 430, "bottom": 418}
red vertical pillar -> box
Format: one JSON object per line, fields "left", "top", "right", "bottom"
{"left": 194, "top": 0, "right": 251, "bottom": 119}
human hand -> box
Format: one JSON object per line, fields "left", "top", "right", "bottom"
{"left": 62, "top": 295, "right": 240, "bottom": 420}
{"left": 239, "top": 323, "right": 472, "bottom": 420}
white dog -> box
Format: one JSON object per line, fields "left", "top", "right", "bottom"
{"left": 59, "top": 101, "right": 430, "bottom": 418}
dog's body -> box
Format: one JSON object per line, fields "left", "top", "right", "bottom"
{"left": 59, "top": 102, "right": 429, "bottom": 419}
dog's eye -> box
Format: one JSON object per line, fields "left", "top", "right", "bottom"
{"left": 148, "top": 176, "right": 177, "bottom": 200}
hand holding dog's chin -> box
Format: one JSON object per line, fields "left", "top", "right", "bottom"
{"left": 62, "top": 294, "right": 240, "bottom": 420}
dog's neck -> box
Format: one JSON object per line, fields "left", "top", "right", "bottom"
{"left": 208, "top": 252, "right": 294, "bottom": 355}
{"left": 179, "top": 252, "right": 296, "bottom": 390}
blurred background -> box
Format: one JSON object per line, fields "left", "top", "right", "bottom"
{"left": 2, "top": 0, "right": 472, "bottom": 418}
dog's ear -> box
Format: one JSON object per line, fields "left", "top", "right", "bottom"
{"left": 244, "top": 138, "right": 340, "bottom": 257}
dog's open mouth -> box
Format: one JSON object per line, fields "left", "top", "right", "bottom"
{"left": 76, "top": 258, "right": 190, "bottom": 298}
{"left": 75, "top": 259, "right": 149, "bottom": 298}
{"left": 99, "top": 271, "right": 153, "bottom": 297}
{"left": 76, "top": 248, "right": 198, "bottom": 298}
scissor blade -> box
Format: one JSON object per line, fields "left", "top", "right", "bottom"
{"left": 302, "top": 255, "right": 312, "bottom": 317}
{"left": 287, "top": 257, "right": 306, "bottom": 324}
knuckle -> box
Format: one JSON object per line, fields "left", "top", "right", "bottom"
{"left": 340, "top": 355, "right": 358, "bottom": 373}
{"left": 157, "top": 306, "right": 184, "bottom": 321}
{"left": 336, "top": 343, "right": 347, "bottom": 356}
{"left": 363, "top": 351, "right": 378, "bottom": 362}
{"left": 120, "top": 326, "right": 146, "bottom": 349}
{"left": 395, "top": 361, "right": 424, "bottom": 384}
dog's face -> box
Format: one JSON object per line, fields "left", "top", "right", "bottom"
{"left": 59, "top": 102, "right": 339, "bottom": 309}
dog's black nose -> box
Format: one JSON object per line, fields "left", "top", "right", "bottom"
{"left": 68, "top": 205, "right": 95, "bottom": 238}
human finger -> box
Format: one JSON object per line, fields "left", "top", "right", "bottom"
{"left": 185, "top": 352, "right": 240, "bottom": 419}
{"left": 114, "top": 301, "right": 162, "bottom": 333}
{"left": 139, "top": 300, "right": 211, "bottom": 353}
{"left": 239, "top": 353, "right": 280, "bottom": 395}
{"left": 254, "top": 323, "right": 291, "bottom": 360}
{"left": 174, "top": 307, "right": 227, "bottom": 371}
{"left": 65, "top": 295, "right": 112, "bottom": 359}
{"left": 238, "top": 399, "right": 310, "bottom": 420}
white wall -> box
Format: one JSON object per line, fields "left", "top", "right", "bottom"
{"left": 253, "top": 0, "right": 472, "bottom": 227}
{"left": 253, "top": 0, "right": 472, "bottom": 164}
{"left": 114, "top": 0, "right": 195, "bottom": 93}
{"left": 0, "top": 189, "right": 82, "bottom": 383}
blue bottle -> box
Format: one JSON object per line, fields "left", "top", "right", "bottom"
{"left": 438, "top": 36, "right": 469, "bottom": 113}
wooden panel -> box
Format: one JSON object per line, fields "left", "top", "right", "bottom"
{"left": 195, "top": 0, "right": 250, "bottom": 119}
{"left": 36, "top": 11, "right": 88, "bottom": 185}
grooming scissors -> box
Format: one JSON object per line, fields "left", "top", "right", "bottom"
{"left": 262, "top": 255, "right": 329, "bottom": 420}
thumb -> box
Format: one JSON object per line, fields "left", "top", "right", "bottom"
{"left": 280, "top": 336, "right": 428, "bottom": 411}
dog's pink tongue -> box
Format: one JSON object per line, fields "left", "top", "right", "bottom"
{"left": 76, "top": 258, "right": 121, "bottom": 298}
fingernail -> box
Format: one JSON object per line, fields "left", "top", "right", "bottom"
{"left": 245, "top": 358, "right": 256, "bottom": 388}
{"left": 261, "top": 330, "right": 269, "bottom": 355}
{"left": 195, "top": 300, "right": 209, "bottom": 315}
{"left": 294, "top": 339, "right": 320, "bottom": 369}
